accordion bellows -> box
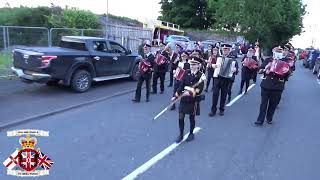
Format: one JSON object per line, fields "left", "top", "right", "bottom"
{"left": 155, "top": 54, "right": 167, "bottom": 65}
{"left": 266, "top": 59, "right": 290, "bottom": 76}
{"left": 139, "top": 59, "right": 151, "bottom": 75}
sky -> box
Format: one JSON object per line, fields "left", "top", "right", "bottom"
{"left": 0, "top": 0, "right": 319, "bottom": 49}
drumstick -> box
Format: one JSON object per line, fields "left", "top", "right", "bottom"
{"left": 153, "top": 74, "right": 206, "bottom": 121}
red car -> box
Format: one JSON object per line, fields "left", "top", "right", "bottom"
{"left": 300, "top": 50, "right": 308, "bottom": 60}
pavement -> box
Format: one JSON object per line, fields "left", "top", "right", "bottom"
{"left": 0, "top": 61, "right": 320, "bottom": 180}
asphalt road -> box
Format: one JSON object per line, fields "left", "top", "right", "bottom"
{"left": 1, "top": 61, "right": 320, "bottom": 180}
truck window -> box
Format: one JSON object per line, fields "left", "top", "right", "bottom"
{"left": 109, "top": 42, "right": 126, "bottom": 54}
{"left": 59, "top": 41, "right": 87, "bottom": 51}
{"left": 93, "top": 41, "right": 108, "bottom": 52}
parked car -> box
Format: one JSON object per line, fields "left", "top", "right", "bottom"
{"left": 303, "top": 49, "right": 313, "bottom": 68}
{"left": 300, "top": 50, "right": 308, "bottom": 60}
{"left": 11, "top": 36, "right": 141, "bottom": 93}
{"left": 201, "top": 41, "right": 215, "bottom": 54}
{"left": 309, "top": 49, "right": 320, "bottom": 70}
{"left": 312, "top": 55, "right": 320, "bottom": 76}
{"left": 164, "top": 35, "right": 190, "bottom": 45}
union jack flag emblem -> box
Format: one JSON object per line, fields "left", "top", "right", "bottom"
{"left": 38, "top": 151, "right": 54, "bottom": 170}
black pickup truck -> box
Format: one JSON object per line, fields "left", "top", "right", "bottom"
{"left": 11, "top": 36, "right": 141, "bottom": 92}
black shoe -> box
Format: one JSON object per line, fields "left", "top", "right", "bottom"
{"left": 160, "top": 91, "right": 164, "bottom": 94}
{"left": 228, "top": 97, "right": 231, "bottom": 103}
{"left": 209, "top": 111, "right": 216, "bottom": 117}
{"left": 244, "top": 90, "right": 248, "bottom": 94}
{"left": 170, "top": 105, "right": 176, "bottom": 110}
{"left": 219, "top": 111, "right": 224, "bottom": 116}
{"left": 168, "top": 84, "right": 172, "bottom": 87}
{"left": 267, "top": 120, "right": 272, "bottom": 124}
{"left": 175, "top": 135, "right": 183, "bottom": 143}
{"left": 238, "top": 90, "right": 242, "bottom": 95}
{"left": 146, "top": 99, "right": 150, "bottom": 102}
{"left": 204, "top": 89, "right": 208, "bottom": 92}
{"left": 186, "top": 133, "right": 194, "bottom": 142}
{"left": 254, "top": 121, "right": 263, "bottom": 126}
{"left": 151, "top": 91, "right": 156, "bottom": 94}
{"left": 132, "top": 99, "right": 140, "bottom": 103}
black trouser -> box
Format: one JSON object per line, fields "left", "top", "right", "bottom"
{"left": 169, "top": 65, "right": 174, "bottom": 86}
{"left": 240, "top": 79, "right": 250, "bottom": 93}
{"left": 252, "top": 70, "right": 257, "bottom": 83}
{"left": 152, "top": 71, "right": 166, "bottom": 93}
{"left": 211, "top": 76, "right": 231, "bottom": 113}
{"left": 178, "top": 113, "right": 195, "bottom": 136}
{"left": 134, "top": 75, "right": 151, "bottom": 101}
{"left": 227, "top": 81, "right": 234, "bottom": 98}
{"left": 206, "top": 68, "right": 214, "bottom": 90}
{"left": 171, "top": 80, "right": 181, "bottom": 108}
{"left": 256, "top": 88, "right": 283, "bottom": 123}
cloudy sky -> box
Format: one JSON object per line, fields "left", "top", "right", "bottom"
{"left": 0, "top": 0, "right": 318, "bottom": 48}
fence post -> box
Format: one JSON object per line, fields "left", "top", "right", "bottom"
{"left": 47, "top": 28, "right": 50, "bottom": 47}
{"left": 121, "top": 36, "right": 125, "bottom": 46}
{"left": 81, "top": 29, "right": 84, "bottom": 36}
{"left": 3, "top": 27, "right": 6, "bottom": 49}
{"left": 6, "top": 27, "right": 10, "bottom": 48}
{"left": 126, "top": 36, "right": 130, "bottom": 50}
{"left": 49, "top": 28, "right": 52, "bottom": 47}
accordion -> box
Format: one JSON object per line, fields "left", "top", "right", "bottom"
{"left": 243, "top": 58, "right": 258, "bottom": 69}
{"left": 155, "top": 53, "right": 167, "bottom": 65}
{"left": 266, "top": 59, "right": 290, "bottom": 76}
{"left": 207, "top": 56, "right": 217, "bottom": 67}
{"left": 139, "top": 59, "right": 152, "bottom": 75}
{"left": 174, "top": 67, "right": 186, "bottom": 81}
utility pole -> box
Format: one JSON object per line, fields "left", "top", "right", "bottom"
{"left": 105, "top": 0, "right": 109, "bottom": 39}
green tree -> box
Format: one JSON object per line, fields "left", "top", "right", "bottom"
{"left": 48, "top": 7, "right": 100, "bottom": 29}
{"left": 209, "top": 0, "right": 306, "bottom": 50}
{"left": 159, "top": 0, "right": 212, "bottom": 29}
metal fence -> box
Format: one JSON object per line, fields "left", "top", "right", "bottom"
{"left": 0, "top": 25, "right": 152, "bottom": 52}
{"left": 0, "top": 25, "right": 152, "bottom": 76}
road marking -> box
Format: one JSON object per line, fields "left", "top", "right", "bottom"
{"left": 317, "top": 79, "right": 320, "bottom": 85}
{"left": 122, "top": 127, "right": 201, "bottom": 180}
{"left": 226, "top": 84, "right": 256, "bottom": 107}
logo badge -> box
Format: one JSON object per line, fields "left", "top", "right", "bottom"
{"left": 2, "top": 129, "right": 54, "bottom": 177}
{"left": 23, "top": 54, "right": 29, "bottom": 64}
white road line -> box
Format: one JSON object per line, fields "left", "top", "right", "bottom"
{"left": 226, "top": 84, "right": 256, "bottom": 107}
{"left": 122, "top": 127, "right": 201, "bottom": 180}
{"left": 317, "top": 79, "right": 320, "bottom": 85}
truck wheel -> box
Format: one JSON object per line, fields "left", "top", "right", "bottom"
{"left": 71, "top": 70, "right": 92, "bottom": 93}
{"left": 131, "top": 63, "right": 140, "bottom": 81}
{"left": 46, "top": 80, "right": 59, "bottom": 86}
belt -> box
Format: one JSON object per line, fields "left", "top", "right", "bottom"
{"left": 263, "top": 75, "right": 285, "bottom": 82}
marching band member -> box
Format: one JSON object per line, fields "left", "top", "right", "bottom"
{"left": 167, "top": 45, "right": 179, "bottom": 87}
{"left": 253, "top": 42, "right": 263, "bottom": 83}
{"left": 255, "top": 46, "right": 291, "bottom": 126}
{"left": 238, "top": 46, "right": 258, "bottom": 94}
{"left": 173, "top": 57, "right": 205, "bottom": 143}
{"left": 227, "top": 60, "right": 239, "bottom": 103}
{"left": 209, "top": 43, "right": 238, "bottom": 117}
{"left": 283, "top": 43, "right": 296, "bottom": 72}
{"left": 205, "top": 45, "right": 219, "bottom": 92}
{"left": 132, "top": 43, "right": 155, "bottom": 102}
{"left": 152, "top": 42, "right": 170, "bottom": 94}
{"left": 170, "top": 51, "right": 190, "bottom": 110}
